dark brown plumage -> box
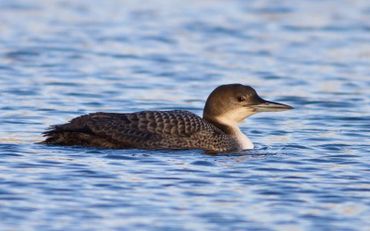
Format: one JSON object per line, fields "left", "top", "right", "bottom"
{"left": 41, "top": 110, "right": 239, "bottom": 152}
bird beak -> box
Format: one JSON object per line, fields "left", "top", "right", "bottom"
{"left": 251, "top": 99, "right": 293, "bottom": 112}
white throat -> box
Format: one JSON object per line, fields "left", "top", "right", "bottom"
{"left": 214, "top": 116, "right": 254, "bottom": 150}
{"left": 231, "top": 125, "right": 254, "bottom": 150}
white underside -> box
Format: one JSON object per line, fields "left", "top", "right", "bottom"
{"left": 214, "top": 108, "right": 256, "bottom": 150}
{"left": 233, "top": 126, "right": 254, "bottom": 150}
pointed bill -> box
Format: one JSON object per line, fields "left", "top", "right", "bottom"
{"left": 251, "top": 100, "right": 293, "bottom": 112}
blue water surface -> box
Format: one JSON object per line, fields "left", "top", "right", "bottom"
{"left": 1, "top": 0, "right": 370, "bottom": 230}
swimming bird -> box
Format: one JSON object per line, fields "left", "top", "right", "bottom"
{"left": 41, "top": 84, "right": 293, "bottom": 153}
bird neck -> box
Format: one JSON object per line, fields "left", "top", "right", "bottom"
{"left": 203, "top": 116, "right": 254, "bottom": 150}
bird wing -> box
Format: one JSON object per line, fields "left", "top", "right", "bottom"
{"left": 47, "top": 110, "right": 209, "bottom": 145}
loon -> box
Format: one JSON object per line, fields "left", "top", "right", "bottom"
{"left": 41, "top": 84, "right": 293, "bottom": 153}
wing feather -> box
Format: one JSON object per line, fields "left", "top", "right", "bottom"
{"left": 45, "top": 110, "right": 209, "bottom": 147}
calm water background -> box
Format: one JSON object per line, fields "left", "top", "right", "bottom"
{"left": 1, "top": 0, "right": 370, "bottom": 230}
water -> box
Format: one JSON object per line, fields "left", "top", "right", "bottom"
{"left": 1, "top": 0, "right": 370, "bottom": 230}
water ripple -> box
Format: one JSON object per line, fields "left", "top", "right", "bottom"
{"left": 0, "top": 0, "right": 370, "bottom": 230}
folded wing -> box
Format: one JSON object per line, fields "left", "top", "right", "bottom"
{"left": 42, "top": 110, "right": 210, "bottom": 149}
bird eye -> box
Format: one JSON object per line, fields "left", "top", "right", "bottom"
{"left": 237, "top": 96, "right": 246, "bottom": 102}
